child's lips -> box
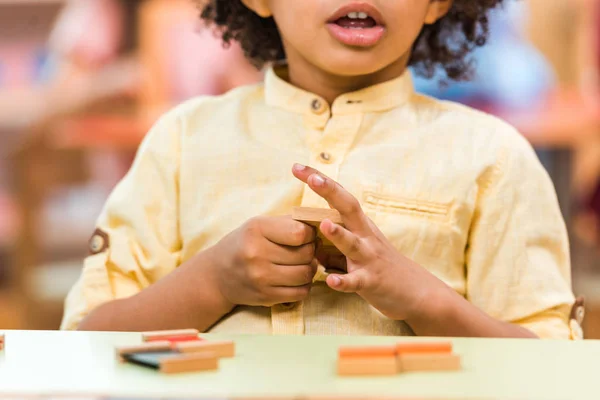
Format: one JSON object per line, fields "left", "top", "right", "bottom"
{"left": 326, "top": 23, "right": 386, "bottom": 48}
{"left": 326, "top": 2, "right": 386, "bottom": 48}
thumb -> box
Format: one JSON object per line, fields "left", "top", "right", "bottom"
{"left": 326, "top": 271, "right": 366, "bottom": 293}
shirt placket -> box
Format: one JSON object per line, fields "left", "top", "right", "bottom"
{"left": 271, "top": 97, "right": 363, "bottom": 335}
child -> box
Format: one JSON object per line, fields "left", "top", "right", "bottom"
{"left": 62, "top": 0, "right": 578, "bottom": 339}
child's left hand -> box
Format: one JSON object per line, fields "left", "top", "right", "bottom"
{"left": 292, "top": 164, "right": 450, "bottom": 322}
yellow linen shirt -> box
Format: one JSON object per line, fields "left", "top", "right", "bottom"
{"left": 61, "top": 67, "right": 577, "bottom": 338}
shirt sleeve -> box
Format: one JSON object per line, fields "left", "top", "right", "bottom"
{"left": 465, "top": 129, "right": 576, "bottom": 339}
{"left": 60, "top": 112, "right": 182, "bottom": 330}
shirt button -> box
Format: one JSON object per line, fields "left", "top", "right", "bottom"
{"left": 311, "top": 99, "right": 327, "bottom": 114}
{"left": 319, "top": 152, "right": 333, "bottom": 163}
{"left": 576, "top": 307, "right": 585, "bottom": 325}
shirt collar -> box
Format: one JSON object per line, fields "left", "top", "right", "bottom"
{"left": 264, "top": 64, "right": 415, "bottom": 116}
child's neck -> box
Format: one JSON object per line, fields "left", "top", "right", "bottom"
{"left": 285, "top": 54, "right": 409, "bottom": 106}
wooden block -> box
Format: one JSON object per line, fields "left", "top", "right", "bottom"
{"left": 146, "top": 334, "right": 202, "bottom": 343}
{"left": 398, "top": 353, "right": 461, "bottom": 372}
{"left": 338, "top": 345, "right": 397, "bottom": 358}
{"left": 338, "top": 356, "right": 398, "bottom": 376}
{"left": 141, "top": 328, "right": 199, "bottom": 342}
{"left": 159, "top": 352, "right": 219, "bottom": 374}
{"left": 175, "top": 340, "right": 235, "bottom": 358}
{"left": 396, "top": 341, "right": 452, "bottom": 355}
{"left": 123, "top": 350, "right": 219, "bottom": 374}
{"left": 115, "top": 341, "right": 172, "bottom": 362}
{"left": 293, "top": 207, "right": 344, "bottom": 251}
{"left": 0, "top": 333, "right": 3, "bottom": 351}
{"left": 292, "top": 207, "right": 343, "bottom": 225}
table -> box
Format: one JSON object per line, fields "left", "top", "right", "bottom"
{"left": 0, "top": 331, "right": 599, "bottom": 399}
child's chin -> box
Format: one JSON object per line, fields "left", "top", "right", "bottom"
{"left": 318, "top": 55, "right": 397, "bottom": 77}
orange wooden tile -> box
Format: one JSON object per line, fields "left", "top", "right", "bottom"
{"left": 337, "top": 356, "right": 398, "bottom": 376}
{"left": 141, "top": 328, "right": 199, "bottom": 342}
{"left": 159, "top": 352, "right": 219, "bottom": 374}
{"left": 146, "top": 334, "right": 202, "bottom": 343}
{"left": 338, "top": 345, "right": 397, "bottom": 358}
{"left": 398, "top": 353, "right": 461, "bottom": 372}
{"left": 175, "top": 340, "right": 235, "bottom": 358}
{"left": 396, "top": 342, "right": 452, "bottom": 355}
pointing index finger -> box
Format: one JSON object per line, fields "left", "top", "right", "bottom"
{"left": 292, "top": 164, "right": 370, "bottom": 234}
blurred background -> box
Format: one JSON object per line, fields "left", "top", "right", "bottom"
{"left": 0, "top": 0, "right": 599, "bottom": 336}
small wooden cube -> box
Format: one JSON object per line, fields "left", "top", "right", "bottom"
{"left": 141, "top": 328, "right": 199, "bottom": 342}
{"left": 398, "top": 353, "right": 461, "bottom": 372}
{"left": 337, "top": 356, "right": 398, "bottom": 376}
{"left": 175, "top": 340, "right": 235, "bottom": 358}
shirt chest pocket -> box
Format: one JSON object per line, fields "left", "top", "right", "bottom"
{"left": 360, "top": 190, "right": 467, "bottom": 274}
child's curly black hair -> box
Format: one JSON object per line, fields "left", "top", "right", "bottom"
{"left": 199, "top": 0, "right": 505, "bottom": 81}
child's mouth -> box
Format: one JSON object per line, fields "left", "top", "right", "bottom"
{"left": 335, "top": 13, "right": 378, "bottom": 29}
{"left": 327, "top": 7, "right": 386, "bottom": 48}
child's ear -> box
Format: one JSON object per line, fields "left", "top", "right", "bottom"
{"left": 240, "top": 0, "right": 273, "bottom": 18}
{"left": 424, "top": 0, "right": 453, "bottom": 24}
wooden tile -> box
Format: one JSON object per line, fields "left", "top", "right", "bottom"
{"left": 337, "top": 356, "right": 398, "bottom": 376}
{"left": 115, "top": 341, "right": 172, "bottom": 362}
{"left": 159, "top": 352, "right": 219, "bottom": 374}
{"left": 398, "top": 353, "right": 461, "bottom": 372}
{"left": 146, "top": 334, "right": 201, "bottom": 343}
{"left": 292, "top": 207, "right": 343, "bottom": 225}
{"left": 396, "top": 341, "right": 452, "bottom": 355}
{"left": 141, "top": 328, "right": 199, "bottom": 342}
{"left": 123, "top": 350, "right": 219, "bottom": 374}
{"left": 338, "top": 345, "right": 397, "bottom": 358}
{"left": 292, "top": 207, "right": 344, "bottom": 251}
{"left": 175, "top": 340, "right": 235, "bottom": 358}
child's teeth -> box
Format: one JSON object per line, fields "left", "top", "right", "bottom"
{"left": 348, "top": 12, "right": 359, "bottom": 19}
{"left": 358, "top": 12, "right": 368, "bottom": 19}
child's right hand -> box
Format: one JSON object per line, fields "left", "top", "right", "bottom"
{"left": 207, "top": 216, "right": 318, "bottom": 308}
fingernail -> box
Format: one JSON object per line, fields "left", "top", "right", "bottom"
{"left": 293, "top": 163, "right": 306, "bottom": 171}
{"left": 330, "top": 275, "right": 341, "bottom": 287}
{"left": 312, "top": 174, "right": 326, "bottom": 187}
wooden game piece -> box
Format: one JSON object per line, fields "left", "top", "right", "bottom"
{"left": 338, "top": 345, "right": 397, "bottom": 358}
{"left": 160, "top": 352, "right": 219, "bottom": 374}
{"left": 146, "top": 334, "right": 201, "bottom": 343}
{"left": 396, "top": 341, "right": 453, "bottom": 355}
{"left": 174, "top": 340, "right": 235, "bottom": 358}
{"left": 141, "top": 328, "right": 199, "bottom": 342}
{"left": 115, "top": 341, "right": 172, "bottom": 362}
{"left": 292, "top": 207, "right": 344, "bottom": 252}
{"left": 292, "top": 207, "right": 343, "bottom": 226}
{"left": 337, "top": 356, "right": 398, "bottom": 376}
{"left": 397, "top": 353, "right": 461, "bottom": 372}
{"left": 123, "top": 350, "right": 219, "bottom": 374}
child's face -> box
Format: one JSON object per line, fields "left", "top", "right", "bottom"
{"left": 244, "top": 0, "right": 452, "bottom": 77}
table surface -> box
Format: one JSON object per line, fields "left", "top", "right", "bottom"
{"left": 0, "top": 331, "right": 599, "bottom": 399}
